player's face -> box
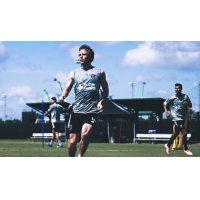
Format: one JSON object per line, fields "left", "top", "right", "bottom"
{"left": 50, "top": 99, "right": 55, "bottom": 104}
{"left": 79, "top": 49, "right": 91, "bottom": 64}
{"left": 175, "top": 86, "right": 181, "bottom": 95}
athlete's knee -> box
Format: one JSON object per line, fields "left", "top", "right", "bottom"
{"left": 55, "top": 132, "right": 59, "bottom": 136}
{"left": 81, "top": 131, "right": 90, "bottom": 140}
{"left": 69, "top": 135, "right": 78, "bottom": 146}
{"left": 69, "top": 138, "right": 77, "bottom": 145}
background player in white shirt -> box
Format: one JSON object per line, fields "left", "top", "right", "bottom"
{"left": 44, "top": 97, "right": 68, "bottom": 148}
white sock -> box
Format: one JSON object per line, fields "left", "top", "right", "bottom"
{"left": 50, "top": 140, "right": 53, "bottom": 144}
{"left": 58, "top": 140, "right": 62, "bottom": 145}
{"left": 78, "top": 154, "right": 83, "bottom": 157}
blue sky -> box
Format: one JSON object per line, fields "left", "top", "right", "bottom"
{"left": 1, "top": 41, "right": 200, "bottom": 120}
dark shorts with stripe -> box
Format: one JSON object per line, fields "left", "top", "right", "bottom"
{"left": 68, "top": 113, "right": 98, "bottom": 134}
{"left": 52, "top": 122, "right": 60, "bottom": 132}
{"left": 174, "top": 120, "right": 185, "bottom": 132}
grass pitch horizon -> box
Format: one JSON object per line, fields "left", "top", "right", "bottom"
{"left": 0, "top": 139, "right": 200, "bottom": 157}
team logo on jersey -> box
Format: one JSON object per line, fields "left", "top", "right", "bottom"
{"left": 78, "top": 77, "right": 83, "bottom": 83}
{"left": 91, "top": 117, "right": 96, "bottom": 123}
{"left": 90, "top": 74, "right": 96, "bottom": 79}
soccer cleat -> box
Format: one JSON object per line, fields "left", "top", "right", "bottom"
{"left": 57, "top": 144, "right": 63, "bottom": 148}
{"left": 46, "top": 143, "right": 52, "bottom": 147}
{"left": 164, "top": 143, "right": 170, "bottom": 155}
{"left": 184, "top": 150, "right": 193, "bottom": 156}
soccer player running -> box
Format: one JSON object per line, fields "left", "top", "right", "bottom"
{"left": 44, "top": 97, "right": 67, "bottom": 148}
{"left": 163, "top": 83, "right": 193, "bottom": 156}
{"left": 59, "top": 44, "right": 109, "bottom": 157}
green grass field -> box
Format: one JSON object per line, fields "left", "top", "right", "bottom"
{"left": 0, "top": 139, "right": 200, "bottom": 157}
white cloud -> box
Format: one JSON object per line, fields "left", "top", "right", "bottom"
{"left": 176, "top": 51, "right": 200, "bottom": 64}
{"left": 97, "top": 41, "right": 122, "bottom": 46}
{"left": 155, "top": 89, "right": 169, "bottom": 99}
{"left": 58, "top": 42, "right": 69, "bottom": 49}
{"left": 121, "top": 42, "right": 162, "bottom": 67}
{"left": 148, "top": 89, "right": 169, "bottom": 99}
{"left": 50, "top": 71, "right": 68, "bottom": 90}
{"left": 153, "top": 73, "right": 162, "bottom": 81}
{"left": 18, "top": 97, "right": 40, "bottom": 106}
{"left": 135, "top": 75, "right": 148, "bottom": 83}
{"left": 53, "top": 71, "right": 68, "bottom": 84}
{"left": 7, "top": 85, "right": 36, "bottom": 99}
{"left": 19, "top": 97, "right": 25, "bottom": 106}
{"left": 121, "top": 41, "right": 200, "bottom": 69}
{"left": 69, "top": 46, "right": 79, "bottom": 58}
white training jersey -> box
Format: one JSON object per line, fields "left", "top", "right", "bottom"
{"left": 164, "top": 93, "right": 192, "bottom": 121}
{"left": 48, "top": 103, "right": 65, "bottom": 123}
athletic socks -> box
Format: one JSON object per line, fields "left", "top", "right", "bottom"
{"left": 50, "top": 140, "right": 53, "bottom": 145}
{"left": 58, "top": 140, "right": 62, "bottom": 145}
{"left": 78, "top": 154, "right": 83, "bottom": 157}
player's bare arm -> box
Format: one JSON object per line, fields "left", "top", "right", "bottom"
{"left": 59, "top": 71, "right": 74, "bottom": 102}
{"left": 183, "top": 101, "right": 192, "bottom": 108}
{"left": 97, "top": 70, "right": 109, "bottom": 112}
{"left": 163, "top": 103, "right": 170, "bottom": 117}
{"left": 44, "top": 111, "right": 49, "bottom": 116}
{"left": 66, "top": 104, "right": 73, "bottom": 111}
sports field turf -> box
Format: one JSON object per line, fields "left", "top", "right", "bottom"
{"left": 0, "top": 139, "right": 200, "bottom": 157}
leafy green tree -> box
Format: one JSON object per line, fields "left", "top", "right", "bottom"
{"left": 5, "top": 119, "right": 22, "bottom": 124}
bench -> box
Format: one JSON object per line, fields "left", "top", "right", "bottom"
{"left": 135, "top": 133, "right": 191, "bottom": 144}
{"left": 35, "top": 119, "right": 65, "bottom": 123}
{"left": 30, "top": 133, "right": 66, "bottom": 142}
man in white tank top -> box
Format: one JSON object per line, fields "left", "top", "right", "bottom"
{"left": 59, "top": 44, "right": 109, "bottom": 157}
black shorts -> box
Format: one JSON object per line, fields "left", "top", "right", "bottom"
{"left": 68, "top": 113, "right": 98, "bottom": 134}
{"left": 52, "top": 122, "right": 60, "bottom": 132}
{"left": 174, "top": 120, "right": 185, "bottom": 132}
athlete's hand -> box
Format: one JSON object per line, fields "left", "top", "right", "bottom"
{"left": 183, "top": 101, "right": 188, "bottom": 106}
{"left": 165, "top": 111, "right": 171, "bottom": 117}
{"left": 97, "top": 102, "right": 103, "bottom": 113}
{"left": 59, "top": 96, "right": 64, "bottom": 102}
{"left": 44, "top": 112, "right": 48, "bottom": 116}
